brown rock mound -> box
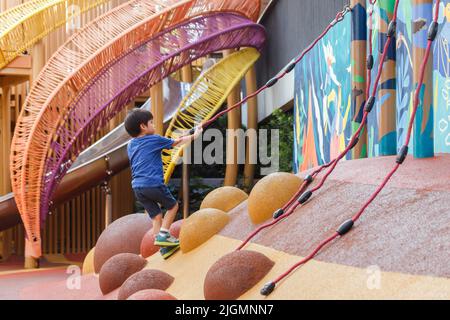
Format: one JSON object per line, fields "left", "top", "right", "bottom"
{"left": 204, "top": 250, "right": 275, "bottom": 300}
{"left": 94, "top": 213, "right": 152, "bottom": 273}
{"left": 99, "top": 253, "right": 147, "bottom": 295}
{"left": 127, "top": 289, "right": 177, "bottom": 300}
{"left": 200, "top": 187, "right": 248, "bottom": 212}
{"left": 118, "top": 269, "right": 174, "bottom": 300}
{"left": 170, "top": 219, "right": 183, "bottom": 238}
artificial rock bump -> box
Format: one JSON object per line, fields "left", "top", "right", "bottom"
{"left": 140, "top": 219, "right": 183, "bottom": 259}
{"left": 179, "top": 208, "right": 229, "bottom": 253}
{"left": 99, "top": 253, "right": 147, "bottom": 295}
{"left": 127, "top": 289, "right": 177, "bottom": 300}
{"left": 200, "top": 186, "right": 248, "bottom": 212}
{"left": 82, "top": 247, "right": 96, "bottom": 275}
{"left": 94, "top": 213, "right": 152, "bottom": 273}
{"left": 118, "top": 269, "right": 174, "bottom": 300}
{"left": 247, "top": 172, "right": 303, "bottom": 224}
{"left": 204, "top": 250, "right": 275, "bottom": 300}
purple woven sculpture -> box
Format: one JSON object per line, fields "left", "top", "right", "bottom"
{"left": 40, "top": 13, "right": 266, "bottom": 223}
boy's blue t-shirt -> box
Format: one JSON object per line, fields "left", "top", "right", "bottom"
{"left": 127, "top": 135, "right": 175, "bottom": 189}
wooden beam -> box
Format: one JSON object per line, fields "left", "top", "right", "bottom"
{"left": 223, "top": 50, "right": 241, "bottom": 187}
{"left": 31, "top": 41, "right": 45, "bottom": 84}
{"left": 150, "top": 82, "right": 164, "bottom": 135}
{"left": 181, "top": 65, "right": 193, "bottom": 218}
{"left": 3, "top": 55, "right": 32, "bottom": 69}
{"left": 243, "top": 66, "right": 258, "bottom": 192}
{"left": 1, "top": 86, "right": 11, "bottom": 194}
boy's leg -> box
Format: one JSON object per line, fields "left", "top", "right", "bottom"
{"left": 162, "top": 202, "right": 179, "bottom": 231}
{"left": 138, "top": 186, "right": 179, "bottom": 248}
{"left": 151, "top": 213, "right": 163, "bottom": 237}
{"left": 135, "top": 188, "right": 164, "bottom": 239}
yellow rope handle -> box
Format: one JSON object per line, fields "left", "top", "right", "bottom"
{"left": 162, "top": 48, "right": 260, "bottom": 184}
{"left": 0, "top": 0, "right": 112, "bottom": 70}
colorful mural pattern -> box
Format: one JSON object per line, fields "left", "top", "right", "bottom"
{"left": 294, "top": 15, "right": 352, "bottom": 172}
{"left": 294, "top": 0, "right": 449, "bottom": 173}
{"left": 367, "top": 0, "right": 397, "bottom": 158}
{"left": 433, "top": 0, "right": 450, "bottom": 153}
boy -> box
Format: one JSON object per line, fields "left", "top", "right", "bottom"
{"left": 125, "top": 108, "right": 203, "bottom": 259}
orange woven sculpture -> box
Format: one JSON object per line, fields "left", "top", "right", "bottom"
{"left": 10, "top": 0, "right": 261, "bottom": 258}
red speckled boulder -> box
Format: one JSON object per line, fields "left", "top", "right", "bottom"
{"left": 204, "top": 250, "right": 275, "bottom": 300}
{"left": 127, "top": 289, "right": 177, "bottom": 300}
{"left": 170, "top": 219, "right": 183, "bottom": 238}
{"left": 118, "top": 269, "right": 174, "bottom": 300}
{"left": 99, "top": 253, "right": 147, "bottom": 295}
{"left": 140, "top": 220, "right": 184, "bottom": 258}
{"left": 94, "top": 213, "right": 152, "bottom": 273}
{"left": 140, "top": 232, "right": 158, "bottom": 259}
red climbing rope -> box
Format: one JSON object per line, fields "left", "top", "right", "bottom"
{"left": 237, "top": 1, "right": 377, "bottom": 251}
{"left": 231, "top": 5, "right": 353, "bottom": 251}
{"left": 200, "top": 5, "right": 352, "bottom": 130}
{"left": 261, "top": 0, "right": 441, "bottom": 296}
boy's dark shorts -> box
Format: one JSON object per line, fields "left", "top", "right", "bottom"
{"left": 134, "top": 185, "right": 178, "bottom": 219}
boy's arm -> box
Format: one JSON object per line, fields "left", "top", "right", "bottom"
{"left": 172, "top": 125, "right": 203, "bottom": 147}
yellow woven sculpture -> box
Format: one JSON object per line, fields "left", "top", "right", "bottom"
{"left": 0, "top": 0, "right": 111, "bottom": 70}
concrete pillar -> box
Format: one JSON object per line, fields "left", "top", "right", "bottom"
{"left": 377, "top": 0, "right": 397, "bottom": 156}
{"left": 351, "top": 0, "right": 368, "bottom": 159}
{"left": 412, "top": 0, "right": 434, "bottom": 158}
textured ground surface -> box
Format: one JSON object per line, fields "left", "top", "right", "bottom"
{"left": 0, "top": 155, "right": 448, "bottom": 299}
{"left": 220, "top": 154, "right": 450, "bottom": 278}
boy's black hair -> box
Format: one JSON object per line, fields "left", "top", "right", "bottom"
{"left": 124, "top": 109, "right": 153, "bottom": 137}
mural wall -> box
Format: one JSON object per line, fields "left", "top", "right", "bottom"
{"left": 433, "top": 0, "right": 449, "bottom": 153}
{"left": 397, "top": 0, "right": 449, "bottom": 155}
{"left": 367, "top": 0, "right": 397, "bottom": 157}
{"left": 294, "top": 0, "right": 449, "bottom": 173}
{"left": 293, "top": 15, "right": 352, "bottom": 172}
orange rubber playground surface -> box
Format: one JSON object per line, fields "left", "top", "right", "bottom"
{"left": 0, "top": 0, "right": 449, "bottom": 303}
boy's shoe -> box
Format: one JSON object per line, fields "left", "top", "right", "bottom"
{"left": 160, "top": 245, "right": 180, "bottom": 260}
{"left": 154, "top": 233, "right": 179, "bottom": 247}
